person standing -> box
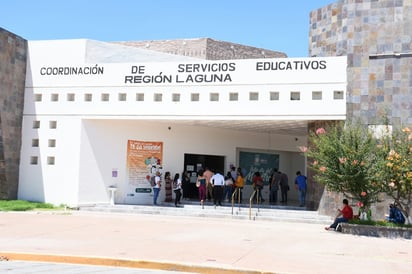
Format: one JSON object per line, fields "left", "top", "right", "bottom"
{"left": 294, "top": 171, "right": 307, "bottom": 207}
{"left": 269, "top": 169, "right": 280, "bottom": 204}
{"left": 279, "top": 171, "right": 289, "bottom": 204}
{"left": 197, "top": 170, "right": 207, "bottom": 205}
{"left": 181, "top": 171, "right": 190, "bottom": 200}
{"left": 164, "top": 171, "right": 173, "bottom": 202}
{"left": 325, "top": 199, "right": 353, "bottom": 231}
{"left": 211, "top": 170, "right": 225, "bottom": 206}
{"left": 234, "top": 167, "right": 244, "bottom": 202}
{"left": 252, "top": 171, "right": 264, "bottom": 203}
{"left": 224, "top": 171, "right": 234, "bottom": 202}
{"left": 230, "top": 166, "right": 238, "bottom": 183}
{"left": 153, "top": 171, "right": 162, "bottom": 205}
{"left": 173, "top": 173, "right": 182, "bottom": 207}
{"left": 203, "top": 167, "right": 214, "bottom": 202}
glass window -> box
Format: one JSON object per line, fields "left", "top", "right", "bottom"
{"left": 154, "top": 93, "right": 162, "bottom": 102}
{"left": 101, "top": 93, "right": 110, "bottom": 101}
{"left": 270, "top": 92, "right": 279, "bottom": 101}
{"left": 290, "top": 92, "right": 300, "bottom": 101}
{"left": 51, "top": 94, "right": 59, "bottom": 102}
{"left": 249, "top": 92, "right": 259, "bottom": 101}
{"left": 136, "top": 93, "right": 144, "bottom": 101}
{"left": 30, "top": 156, "right": 38, "bottom": 165}
{"left": 210, "top": 93, "right": 219, "bottom": 101}
{"left": 118, "top": 93, "right": 127, "bottom": 101}
{"left": 49, "top": 121, "right": 57, "bottom": 129}
{"left": 47, "top": 156, "right": 55, "bottom": 165}
{"left": 172, "top": 93, "right": 180, "bottom": 102}
{"left": 34, "top": 94, "right": 42, "bottom": 102}
{"left": 229, "top": 93, "right": 238, "bottom": 101}
{"left": 67, "top": 93, "right": 75, "bottom": 101}
{"left": 334, "top": 90, "right": 344, "bottom": 100}
{"left": 33, "top": 120, "right": 40, "bottom": 129}
{"left": 312, "top": 91, "right": 322, "bottom": 100}
{"left": 84, "top": 94, "right": 92, "bottom": 102}
{"left": 48, "top": 139, "right": 56, "bottom": 147}
{"left": 32, "top": 139, "right": 39, "bottom": 147}
{"left": 191, "top": 93, "right": 199, "bottom": 102}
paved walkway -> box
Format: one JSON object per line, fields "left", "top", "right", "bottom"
{"left": 0, "top": 209, "right": 411, "bottom": 274}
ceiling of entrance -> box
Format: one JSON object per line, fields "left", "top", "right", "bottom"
{"left": 160, "top": 119, "right": 310, "bottom": 136}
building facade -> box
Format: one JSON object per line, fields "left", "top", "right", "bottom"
{"left": 2, "top": 0, "right": 410, "bottom": 218}
{"left": 18, "top": 39, "right": 346, "bottom": 206}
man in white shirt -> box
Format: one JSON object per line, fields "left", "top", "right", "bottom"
{"left": 211, "top": 170, "right": 225, "bottom": 206}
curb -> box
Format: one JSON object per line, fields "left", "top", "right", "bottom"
{"left": 0, "top": 252, "right": 273, "bottom": 274}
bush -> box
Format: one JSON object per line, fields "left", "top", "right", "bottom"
{"left": 349, "top": 218, "right": 412, "bottom": 228}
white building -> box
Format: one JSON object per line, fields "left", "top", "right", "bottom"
{"left": 18, "top": 39, "right": 347, "bottom": 206}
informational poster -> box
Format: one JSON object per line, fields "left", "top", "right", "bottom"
{"left": 239, "top": 151, "right": 279, "bottom": 185}
{"left": 126, "top": 140, "right": 163, "bottom": 188}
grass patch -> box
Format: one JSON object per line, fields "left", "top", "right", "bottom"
{"left": 349, "top": 218, "right": 412, "bottom": 228}
{"left": 0, "top": 200, "right": 58, "bottom": 211}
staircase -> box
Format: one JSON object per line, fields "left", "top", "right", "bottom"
{"left": 79, "top": 201, "right": 333, "bottom": 225}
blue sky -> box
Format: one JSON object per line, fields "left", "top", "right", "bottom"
{"left": 2, "top": 0, "right": 334, "bottom": 57}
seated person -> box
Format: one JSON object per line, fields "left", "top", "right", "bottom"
{"left": 386, "top": 203, "right": 405, "bottom": 224}
{"left": 325, "top": 198, "right": 353, "bottom": 231}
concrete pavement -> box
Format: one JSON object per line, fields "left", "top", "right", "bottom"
{"left": 0, "top": 208, "right": 411, "bottom": 274}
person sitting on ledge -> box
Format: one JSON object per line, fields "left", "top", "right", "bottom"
{"left": 386, "top": 203, "right": 405, "bottom": 224}
{"left": 325, "top": 198, "right": 353, "bottom": 231}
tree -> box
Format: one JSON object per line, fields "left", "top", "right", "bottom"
{"left": 304, "top": 122, "right": 383, "bottom": 213}
{"left": 373, "top": 126, "right": 412, "bottom": 223}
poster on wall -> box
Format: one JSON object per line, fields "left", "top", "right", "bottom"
{"left": 126, "top": 140, "right": 163, "bottom": 191}
{"left": 239, "top": 151, "right": 279, "bottom": 185}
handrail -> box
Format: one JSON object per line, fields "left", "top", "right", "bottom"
{"left": 231, "top": 187, "right": 241, "bottom": 215}
{"left": 249, "top": 189, "right": 257, "bottom": 220}
{"left": 249, "top": 188, "right": 261, "bottom": 220}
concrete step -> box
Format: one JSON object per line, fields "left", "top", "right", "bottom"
{"left": 79, "top": 202, "right": 333, "bottom": 225}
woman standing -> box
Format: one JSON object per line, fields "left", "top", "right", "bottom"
{"left": 173, "top": 173, "right": 182, "bottom": 207}
{"left": 234, "top": 167, "right": 244, "bottom": 202}
{"left": 197, "top": 169, "right": 207, "bottom": 206}
{"left": 164, "top": 172, "right": 173, "bottom": 203}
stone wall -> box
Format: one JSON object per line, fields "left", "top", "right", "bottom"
{"left": 0, "top": 28, "right": 27, "bottom": 199}
{"left": 309, "top": 0, "right": 412, "bottom": 128}
{"left": 116, "top": 38, "right": 287, "bottom": 60}
{"left": 309, "top": 0, "right": 412, "bottom": 219}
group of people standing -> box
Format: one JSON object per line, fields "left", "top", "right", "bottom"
{"left": 152, "top": 167, "right": 308, "bottom": 208}
{"left": 270, "top": 169, "right": 308, "bottom": 207}
{"left": 152, "top": 171, "right": 184, "bottom": 207}
{"left": 196, "top": 166, "right": 245, "bottom": 206}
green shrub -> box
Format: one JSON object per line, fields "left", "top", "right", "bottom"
{"left": 349, "top": 218, "right": 412, "bottom": 228}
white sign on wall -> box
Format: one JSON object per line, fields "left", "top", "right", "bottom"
{"left": 28, "top": 57, "right": 347, "bottom": 87}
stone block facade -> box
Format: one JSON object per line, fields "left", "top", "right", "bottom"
{"left": 0, "top": 28, "right": 27, "bottom": 199}
{"left": 116, "top": 38, "right": 287, "bottom": 60}
{"left": 309, "top": 0, "right": 412, "bottom": 219}
{"left": 309, "top": 0, "right": 412, "bottom": 128}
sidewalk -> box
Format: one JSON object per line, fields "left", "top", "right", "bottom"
{"left": 0, "top": 209, "right": 411, "bottom": 274}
